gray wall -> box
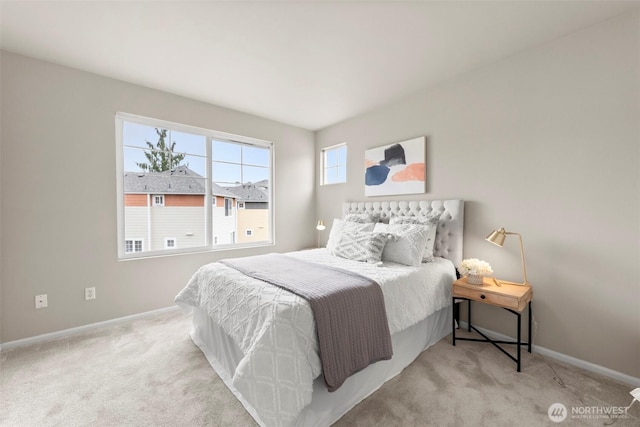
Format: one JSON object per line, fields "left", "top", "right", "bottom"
{"left": 0, "top": 51, "right": 316, "bottom": 342}
{"left": 316, "top": 12, "right": 640, "bottom": 378}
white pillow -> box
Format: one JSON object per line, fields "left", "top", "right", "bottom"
{"left": 332, "top": 230, "right": 388, "bottom": 263}
{"left": 344, "top": 213, "right": 381, "bottom": 223}
{"left": 389, "top": 213, "right": 440, "bottom": 262}
{"left": 374, "top": 223, "right": 429, "bottom": 266}
{"left": 326, "top": 218, "right": 375, "bottom": 252}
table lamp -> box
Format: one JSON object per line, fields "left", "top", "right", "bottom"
{"left": 316, "top": 220, "right": 326, "bottom": 248}
{"left": 486, "top": 227, "right": 528, "bottom": 285}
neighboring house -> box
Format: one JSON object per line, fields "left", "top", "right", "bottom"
{"left": 123, "top": 165, "right": 239, "bottom": 252}
{"left": 224, "top": 182, "right": 270, "bottom": 243}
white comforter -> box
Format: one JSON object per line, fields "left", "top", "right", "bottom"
{"left": 175, "top": 249, "right": 455, "bottom": 427}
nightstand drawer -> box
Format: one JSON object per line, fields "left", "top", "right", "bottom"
{"left": 452, "top": 279, "right": 532, "bottom": 312}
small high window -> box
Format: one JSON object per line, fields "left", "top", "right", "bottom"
{"left": 321, "top": 143, "right": 347, "bottom": 185}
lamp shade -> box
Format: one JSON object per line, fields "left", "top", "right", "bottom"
{"left": 485, "top": 227, "right": 528, "bottom": 285}
{"left": 316, "top": 220, "right": 326, "bottom": 231}
{"left": 486, "top": 228, "right": 507, "bottom": 247}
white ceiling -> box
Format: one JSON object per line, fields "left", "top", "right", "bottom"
{"left": 1, "top": 1, "right": 637, "bottom": 130}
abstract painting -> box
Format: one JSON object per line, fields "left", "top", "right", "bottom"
{"left": 365, "top": 136, "right": 425, "bottom": 197}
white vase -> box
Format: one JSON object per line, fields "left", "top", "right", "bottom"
{"left": 466, "top": 274, "right": 484, "bottom": 285}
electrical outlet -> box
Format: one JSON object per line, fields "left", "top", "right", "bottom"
{"left": 85, "top": 287, "right": 96, "bottom": 300}
{"left": 35, "top": 294, "right": 48, "bottom": 309}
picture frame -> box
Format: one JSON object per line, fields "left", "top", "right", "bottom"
{"left": 364, "top": 136, "right": 426, "bottom": 197}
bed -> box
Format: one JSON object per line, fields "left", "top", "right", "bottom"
{"left": 175, "top": 199, "right": 464, "bottom": 427}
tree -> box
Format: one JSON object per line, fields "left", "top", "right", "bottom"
{"left": 136, "top": 128, "right": 186, "bottom": 172}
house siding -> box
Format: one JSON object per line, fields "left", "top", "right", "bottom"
{"left": 165, "top": 194, "right": 203, "bottom": 207}
{"left": 124, "top": 194, "right": 148, "bottom": 207}
{"left": 125, "top": 206, "right": 206, "bottom": 251}
{"left": 124, "top": 194, "right": 246, "bottom": 249}
{"left": 212, "top": 205, "right": 236, "bottom": 244}
{"left": 237, "top": 208, "right": 269, "bottom": 243}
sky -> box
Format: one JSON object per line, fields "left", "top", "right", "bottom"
{"left": 122, "top": 121, "right": 270, "bottom": 185}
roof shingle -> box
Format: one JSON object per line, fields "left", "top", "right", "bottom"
{"left": 124, "top": 165, "right": 239, "bottom": 198}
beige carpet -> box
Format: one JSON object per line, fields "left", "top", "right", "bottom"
{"left": 1, "top": 309, "right": 638, "bottom": 426}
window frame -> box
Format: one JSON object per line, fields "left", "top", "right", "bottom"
{"left": 321, "top": 143, "right": 347, "bottom": 185}
{"left": 164, "top": 238, "right": 176, "bottom": 249}
{"left": 224, "top": 198, "right": 233, "bottom": 217}
{"left": 115, "top": 112, "right": 275, "bottom": 260}
{"left": 152, "top": 195, "right": 164, "bottom": 207}
{"left": 125, "top": 238, "right": 144, "bottom": 254}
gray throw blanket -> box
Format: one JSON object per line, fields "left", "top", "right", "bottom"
{"left": 220, "top": 253, "right": 393, "bottom": 392}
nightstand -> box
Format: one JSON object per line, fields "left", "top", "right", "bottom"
{"left": 451, "top": 277, "right": 533, "bottom": 372}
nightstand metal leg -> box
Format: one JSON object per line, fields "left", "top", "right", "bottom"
{"left": 452, "top": 297, "right": 456, "bottom": 346}
{"left": 451, "top": 298, "right": 533, "bottom": 372}
{"left": 467, "top": 299, "right": 471, "bottom": 332}
{"left": 517, "top": 311, "right": 522, "bottom": 372}
{"left": 528, "top": 301, "right": 532, "bottom": 353}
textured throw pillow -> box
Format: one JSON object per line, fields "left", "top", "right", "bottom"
{"left": 374, "top": 223, "right": 429, "bottom": 266}
{"left": 344, "top": 213, "right": 381, "bottom": 223}
{"left": 332, "top": 231, "right": 388, "bottom": 263}
{"left": 389, "top": 212, "right": 441, "bottom": 262}
{"left": 326, "top": 219, "right": 375, "bottom": 252}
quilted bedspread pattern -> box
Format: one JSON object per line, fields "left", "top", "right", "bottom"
{"left": 175, "top": 249, "right": 454, "bottom": 427}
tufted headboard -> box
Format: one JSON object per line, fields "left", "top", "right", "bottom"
{"left": 342, "top": 200, "right": 465, "bottom": 266}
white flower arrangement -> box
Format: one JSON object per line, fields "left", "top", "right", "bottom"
{"left": 457, "top": 258, "right": 493, "bottom": 276}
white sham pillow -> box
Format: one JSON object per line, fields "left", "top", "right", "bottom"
{"left": 344, "top": 213, "right": 381, "bottom": 223}
{"left": 326, "top": 218, "right": 375, "bottom": 252}
{"left": 374, "top": 223, "right": 429, "bottom": 266}
{"left": 389, "top": 213, "right": 440, "bottom": 262}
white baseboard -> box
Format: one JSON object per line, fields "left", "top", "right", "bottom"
{"left": 0, "top": 305, "right": 180, "bottom": 352}
{"left": 458, "top": 321, "right": 640, "bottom": 388}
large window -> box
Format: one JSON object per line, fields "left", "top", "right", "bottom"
{"left": 116, "top": 113, "right": 273, "bottom": 259}
{"left": 321, "top": 143, "right": 347, "bottom": 185}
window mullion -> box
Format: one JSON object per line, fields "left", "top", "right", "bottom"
{"left": 206, "top": 136, "right": 213, "bottom": 248}
{"left": 240, "top": 145, "right": 244, "bottom": 184}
